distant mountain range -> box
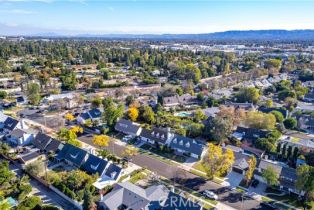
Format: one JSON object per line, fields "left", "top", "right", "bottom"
{"left": 75, "top": 30, "right": 314, "bottom": 40}
{"left": 3, "top": 28, "right": 314, "bottom": 40}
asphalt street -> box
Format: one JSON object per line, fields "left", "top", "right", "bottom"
{"left": 78, "top": 134, "right": 268, "bottom": 210}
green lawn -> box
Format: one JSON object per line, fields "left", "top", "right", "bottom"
{"left": 268, "top": 194, "right": 303, "bottom": 209}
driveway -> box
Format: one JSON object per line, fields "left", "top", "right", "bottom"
{"left": 183, "top": 157, "right": 198, "bottom": 168}
{"left": 78, "top": 134, "right": 268, "bottom": 210}
{"left": 224, "top": 171, "right": 244, "bottom": 188}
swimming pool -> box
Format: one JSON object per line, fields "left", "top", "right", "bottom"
{"left": 174, "top": 111, "right": 192, "bottom": 117}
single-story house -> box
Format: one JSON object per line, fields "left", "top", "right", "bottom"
{"left": 98, "top": 182, "right": 202, "bottom": 210}
{"left": 225, "top": 102, "right": 256, "bottom": 111}
{"left": 139, "top": 127, "right": 174, "bottom": 145}
{"left": 169, "top": 135, "right": 206, "bottom": 159}
{"left": 232, "top": 126, "right": 270, "bottom": 142}
{"left": 278, "top": 135, "right": 314, "bottom": 154}
{"left": 93, "top": 163, "right": 123, "bottom": 189}
{"left": 32, "top": 132, "right": 63, "bottom": 153}
{"left": 114, "top": 118, "right": 142, "bottom": 136}
{"left": 56, "top": 143, "right": 88, "bottom": 167}
{"left": 224, "top": 145, "right": 252, "bottom": 175}
{"left": 81, "top": 154, "right": 109, "bottom": 176}
{"left": 255, "top": 159, "right": 301, "bottom": 195}
{"left": 77, "top": 108, "right": 102, "bottom": 124}
{"left": 163, "top": 94, "right": 199, "bottom": 107}
{"left": 297, "top": 115, "right": 314, "bottom": 134}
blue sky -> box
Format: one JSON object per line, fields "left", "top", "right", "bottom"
{"left": 0, "top": 0, "right": 314, "bottom": 35}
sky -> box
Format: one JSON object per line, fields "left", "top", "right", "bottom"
{"left": 0, "top": 0, "right": 314, "bottom": 35}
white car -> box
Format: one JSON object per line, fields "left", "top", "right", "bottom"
{"left": 203, "top": 190, "right": 218, "bottom": 200}
{"left": 122, "top": 135, "right": 133, "bottom": 141}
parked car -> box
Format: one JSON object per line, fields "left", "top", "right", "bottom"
{"left": 261, "top": 202, "right": 279, "bottom": 210}
{"left": 251, "top": 179, "right": 259, "bottom": 188}
{"left": 203, "top": 190, "right": 218, "bottom": 200}
{"left": 122, "top": 135, "right": 133, "bottom": 142}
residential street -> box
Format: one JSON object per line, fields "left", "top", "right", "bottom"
{"left": 78, "top": 134, "right": 268, "bottom": 210}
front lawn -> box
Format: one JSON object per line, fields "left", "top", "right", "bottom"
{"left": 140, "top": 144, "right": 186, "bottom": 164}
{"left": 268, "top": 194, "right": 303, "bottom": 209}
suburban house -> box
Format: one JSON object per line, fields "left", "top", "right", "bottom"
{"left": 31, "top": 132, "right": 63, "bottom": 153}
{"left": 82, "top": 154, "right": 109, "bottom": 176}
{"left": 279, "top": 135, "right": 314, "bottom": 154}
{"left": 77, "top": 108, "right": 102, "bottom": 124}
{"left": 224, "top": 145, "right": 252, "bottom": 175}
{"left": 3, "top": 117, "right": 27, "bottom": 134}
{"left": 258, "top": 107, "right": 289, "bottom": 119}
{"left": 98, "top": 182, "right": 202, "bottom": 210}
{"left": 169, "top": 134, "right": 206, "bottom": 159}
{"left": 139, "top": 127, "right": 174, "bottom": 145}
{"left": 114, "top": 118, "right": 142, "bottom": 136}
{"left": 163, "top": 94, "right": 199, "bottom": 107}
{"left": 303, "top": 91, "right": 314, "bottom": 102}
{"left": 255, "top": 159, "right": 301, "bottom": 195}
{"left": 56, "top": 143, "right": 88, "bottom": 167}
{"left": 42, "top": 93, "right": 79, "bottom": 109}
{"left": 93, "top": 163, "right": 123, "bottom": 189}
{"left": 6, "top": 128, "right": 35, "bottom": 146}
{"left": 297, "top": 114, "right": 314, "bottom": 134}
{"left": 56, "top": 143, "right": 122, "bottom": 189}
{"left": 232, "top": 126, "right": 270, "bottom": 142}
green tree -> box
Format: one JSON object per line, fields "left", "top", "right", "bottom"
{"left": 235, "top": 87, "right": 260, "bottom": 104}
{"left": 17, "top": 196, "right": 42, "bottom": 210}
{"left": 83, "top": 189, "right": 96, "bottom": 210}
{"left": 283, "top": 117, "right": 297, "bottom": 129}
{"left": 296, "top": 164, "right": 314, "bottom": 209}
{"left": 0, "top": 91, "right": 7, "bottom": 99}
{"left": 262, "top": 166, "right": 279, "bottom": 187}
{"left": 141, "top": 105, "right": 155, "bottom": 124}
{"left": 193, "top": 109, "right": 206, "bottom": 122}
{"left": 26, "top": 83, "right": 41, "bottom": 105}
{"left": 271, "top": 111, "right": 284, "bottom": 123}
{"left": 244, "top": 111, "right": 276, "bottom": 130}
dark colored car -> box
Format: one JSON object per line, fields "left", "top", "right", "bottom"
{"left": 261, "top": 202, "right": 279, "bottom": 210}
{"left": 251, "top": 179, "right": 259, "bottom": 188}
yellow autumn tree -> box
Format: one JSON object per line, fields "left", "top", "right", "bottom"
{"left": 122, "top": 145, "right": 139, "bottom": 160}
{"left": 65, "top": 113, "right": 75, "bottom": 121}
{"left": 128, "top": 107, "right": 139, "bottom": 122}
{"left": 245, "top": 156, "right": 257, "bottom": 185}
{"left": 201, "top": 143, "right": 235, "bottom": 179}
{"left": 71, "top": 126, "right": 83, "bottom": 134}
{"left": 93, "top": 135, "right": 110, "bottom": 148}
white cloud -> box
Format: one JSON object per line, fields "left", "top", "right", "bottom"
{"left": 0, "top": 8, "right": 35, "bottom": 14}
{"left": 108, "top": 6, "right": 114, "bottom": 12}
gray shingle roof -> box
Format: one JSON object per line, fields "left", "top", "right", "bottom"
{"left": 104, "top": 164, "right": 122, "bottom": 180}
{"left": 56, "top": 143, "right": 87, "bottom": 167}
{"left": 100, "top": 182, "right": 201, "bottom": 210}
{"left": 169, "top": 135, "right": 204, "bottom": 156}
{"left": 10, "top": 129, "right": 25, "bottom": 138}
{"left": 140, "top": 127, "right": 170, "bottom": 144}
{"left": 4, "top": 117, "right": 19, "bottom": 131}
{"left": 114, "top": 118, "right": 141, "bottom": 135}
{"left": 82, "top": 154, "right": 108, "bottom": 175}
{"left": 32, "top": 133, "right": 52, "bottom": 150}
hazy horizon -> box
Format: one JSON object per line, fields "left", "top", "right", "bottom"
{"left": 1, "top": 0, "right": 314, "bottom": 36}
